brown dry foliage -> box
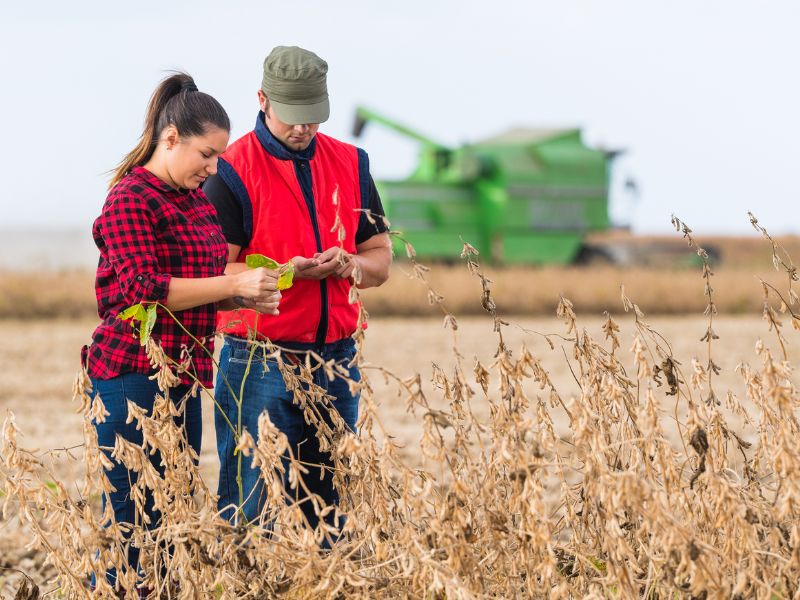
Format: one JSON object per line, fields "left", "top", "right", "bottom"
{"left": 2, "top": 219, "right": 800, "bottom": 598}
{"left": 0, "top": 271, "right": 95, "bottom": 320}
{"left": 6, "top": 234, "right": 800, "bottom": 319}
{"left": 0, "top": 264, "right": 777, "bottom": 319}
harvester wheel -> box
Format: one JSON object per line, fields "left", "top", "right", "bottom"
{"left": 574, "top": 245, "right": 615, "bottom": 266}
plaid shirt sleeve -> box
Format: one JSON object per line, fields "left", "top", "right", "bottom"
{"left": 96, "top": 188, "right": 172, "bottom": 305}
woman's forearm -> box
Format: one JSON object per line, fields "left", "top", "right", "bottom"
{"left": 164, "top": 267, "right": 280, "bottom": 313}
{"left": 164, "top": 276, "right": 236, "bottom": 312}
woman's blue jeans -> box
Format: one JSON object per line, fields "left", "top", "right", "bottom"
{"left": 214, "top": 336, "right": 360, "bottom": 532}
{"left": 89, "top": 373, "right": 202, "bottom": 588}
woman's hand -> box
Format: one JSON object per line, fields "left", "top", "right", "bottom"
{"left": 231, "top": 268, "right": 281, "bottom": 315}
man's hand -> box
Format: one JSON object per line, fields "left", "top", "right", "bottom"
{"left": 317, "top": 246, "right": 359, "bottom": 281}
{"left": 292, "top": 247, "right": 348, "bottom": 280}
{"left": 333, "top": 253, "right": 358, "bottom": 281}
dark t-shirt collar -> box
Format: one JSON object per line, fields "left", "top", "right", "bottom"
{"left": 254, "top": 111, "right": 316, "bottom": 162}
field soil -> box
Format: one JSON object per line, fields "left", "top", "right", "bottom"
{"left": 0, "top": 312, "right": 796, "bottom": 595}
{"left": 0, "top": 313, "right": 790, "bottom": 482}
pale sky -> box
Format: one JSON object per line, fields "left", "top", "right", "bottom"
{"left": 1, "top": 0, "right": 798, "bottom": 235}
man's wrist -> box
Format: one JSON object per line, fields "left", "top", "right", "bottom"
{"left": 350, "top": 253, "right": 363, "bottom": 284}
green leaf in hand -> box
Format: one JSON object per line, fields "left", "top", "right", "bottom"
{"left": 246, "top": 253, "right": 294, "bottom": 290}
{"left": 277, "top": 263, "right": 295, "bottom": 290}
{"left": 245, "top": 254, "right": 280, "bottom": 270}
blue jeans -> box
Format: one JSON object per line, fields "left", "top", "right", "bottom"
{"left": 214, "top": 336, "right": 360, "bottom": 531}
{"left": 90, "top": 373, "right": 202, "bottom": 587}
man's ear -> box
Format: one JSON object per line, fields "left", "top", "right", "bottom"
{"left": 257, "top": 90, "right": 269, "bottom": 113}
{"left": 163, "top": 125, "right": 180, "bottom": 150}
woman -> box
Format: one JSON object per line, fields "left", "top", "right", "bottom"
{"left": 82, "top": 72, "right": 278, "bottom": 593}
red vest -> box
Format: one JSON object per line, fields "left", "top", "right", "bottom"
{"left": 217, "top": 131, "right": 362, "bottom": 343}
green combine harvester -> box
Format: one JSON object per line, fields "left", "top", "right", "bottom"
{"left": 353, "top": 106, "right": 622, "bottom": 265}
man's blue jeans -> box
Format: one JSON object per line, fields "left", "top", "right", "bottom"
{"left": 90, "top": 374, "right": 202, "bottom": 588}
{"left": 214, "top": 336, "right": 360, "bottom": 531}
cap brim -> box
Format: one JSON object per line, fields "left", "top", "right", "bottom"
{"left": 270, "top": 98, "right": 330, "bottom": 125}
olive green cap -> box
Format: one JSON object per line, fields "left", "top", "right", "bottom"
{"left": 262, "top": 46, "right": 330, "bottom": 125}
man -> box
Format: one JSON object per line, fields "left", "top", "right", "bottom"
{"left": 203, "top": 46, "right": 391, "bottom": 532}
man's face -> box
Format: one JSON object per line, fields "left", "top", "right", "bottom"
{"left": 260, "top": 92, "right": 320, "bottom": 151}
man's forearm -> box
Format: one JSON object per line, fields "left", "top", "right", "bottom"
{"left": 353, "top": 246, "right": 392, "bottom": 288}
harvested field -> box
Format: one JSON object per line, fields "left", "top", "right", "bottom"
{"left": 3, "top": 226, "right": 800, "bottom": 597}
{"left": 3, "top": 233, "right": 800, "bottom": 319}
{"left": 1, "top": 306, "right": 797, "bottom": 596}
{"left": 0, "top": 263, "right": 793, "bottom": 320}
{"left": 0, "top": 313, "right": 784, "bottom": 480}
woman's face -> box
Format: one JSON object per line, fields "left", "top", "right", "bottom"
{"left": 165, "top": 125, "right": 229, "bottom": 190}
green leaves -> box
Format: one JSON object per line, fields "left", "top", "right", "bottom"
{"left": 118, "top": 302, "right": 157, "bottom": 346}
{"left": 143, "top": 304, "right": 157, "bottom": 344}
{"left": 245, "top": 253, "right": 295, "bottom": 290}
{"left": 245, "top": 254, "right": 280, "bottom": 270}
{"left": 118, "top": 303, "right": 147, "bottom": 323}
{"left": 276, "top": 263, "right": 295, "bottom": 290}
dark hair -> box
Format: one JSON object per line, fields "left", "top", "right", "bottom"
{"left": 110, "top": 72, "right": 230, "bottom": 188}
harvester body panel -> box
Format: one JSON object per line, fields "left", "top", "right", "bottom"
{"left": 356, "top": 107, "right": 613, "bottom": 264}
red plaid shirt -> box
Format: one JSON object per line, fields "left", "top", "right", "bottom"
{"left": 82, "top": 166, "right": 228, "bottom": 387}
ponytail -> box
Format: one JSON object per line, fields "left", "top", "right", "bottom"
{"left": 109, "top": 72, "right": 230, "bottom": 188}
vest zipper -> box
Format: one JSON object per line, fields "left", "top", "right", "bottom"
{"left": 294, "top": 160, "right": 328, "bottom": 348}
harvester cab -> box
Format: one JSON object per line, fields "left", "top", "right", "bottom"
{"left": 353, "top": 106, "right": 617, "bottom": 265}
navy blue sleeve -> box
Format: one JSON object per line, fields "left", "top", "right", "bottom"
{"left": 355, "top": 148, "right": 389, "bottom": 245}
{"left": 202, "top": 158, "right": 253, "bottom": 248}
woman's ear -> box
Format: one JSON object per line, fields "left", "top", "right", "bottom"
{"left": 163, "top": 125, "right": 179, "bottom": 150}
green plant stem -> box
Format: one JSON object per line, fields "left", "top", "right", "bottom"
{"left": 234, "top": 311, "right": 260, "bottom": 523}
